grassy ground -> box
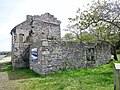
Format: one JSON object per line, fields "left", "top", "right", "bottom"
{"left": 0, "top": 61, "right": 117, "bottom": 90}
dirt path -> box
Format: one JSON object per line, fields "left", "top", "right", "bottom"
{"left": 0, "top": 58, "right": 19, "bottom": 90}
{"left": 0, "top": 72, "right": 9, "bottom": 82}
{"left": 0, "top": 56, "right": 11, "bottom": 82}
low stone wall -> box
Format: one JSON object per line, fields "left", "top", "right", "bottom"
{"left": 61, "top": 41, "right": 111, "bottom": 70}
{"left": 95, "top": 42, "right": 111, "bottom": 66}
{"left": 29, "top": 41, "right": 111, "bottom": 74}
{"left": 61, "top": 42, "right": 86, "bottom": 69}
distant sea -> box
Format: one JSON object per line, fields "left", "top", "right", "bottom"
{"left": 0, "top": 55, "right": 6, "bottom": 59}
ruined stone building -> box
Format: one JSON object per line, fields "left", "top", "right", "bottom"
{"left": 11, "top": 13, "right": 111, "bottom": 74}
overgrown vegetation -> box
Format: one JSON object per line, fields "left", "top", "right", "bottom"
{"left": 0, "top": 61, "right": 118, "bottom": 90}
{"left": 63, "top": 0, "right": 120, "bottom": 60}
{"left": 0, "top": 51, "right": 11, "bottom": 56}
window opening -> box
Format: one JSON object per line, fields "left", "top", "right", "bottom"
{"left": 19, "top": 34, "right": 24, "bottom": 43}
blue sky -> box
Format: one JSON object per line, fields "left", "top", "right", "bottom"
{"left": 0, "top": 0, "right": 93, "bottom": 51}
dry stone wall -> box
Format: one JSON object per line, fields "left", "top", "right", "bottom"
{"left": 11, "top": 13, "right": 112, "bottom": 74}
{"left": 30, "top": 39, "right": 62, "bottom": 74}
{"left": 28, "top": 13, "right": 62, "bottom": 74}
{"left": 95, "top": 42, "right": 111, "bottom": 66}
{"left": 61, "top": 41, "right": 111, "bottom": 70}
{"left": 11, "top": 20, "right": 31, "bottom": 69}
{"left": 61, "top": 42, "right": 86, "bottom": 69}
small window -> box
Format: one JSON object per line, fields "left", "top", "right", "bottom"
{"left": 19, "top": 34, "right": 24, "bottom": 43}
{"left": 86, "top": 48, "right": 95, "bottom": 61}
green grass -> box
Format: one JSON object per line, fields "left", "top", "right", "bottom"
{"left": 0, "top": 61, "right": 117, "bottom": 90}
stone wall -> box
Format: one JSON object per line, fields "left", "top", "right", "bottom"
{"left": 61, "top": 41, "right": 111, "bottom": 70}
{"left": 27, "top": 13, "right": 62, "bottom": 74}
{"left": 11, "top": 20, "right": 31, "bottom": 69}
{"left": 11, "top": 43, "right": 29, "bottom": 68}
{"left": 11, "top": 13, "right": 61, "bottom": 70}
{"left": 29, "top": 40, "right": 111, "bottom": 74}
{"left": 30, "top": 39, "right": 62, "bottom": 74}
{"left": 61, "top": 42, "right": 86, "bottom": 69}
{"left": 95, "top": 42, "right": 111, "bottom": 66}
{"left": 11, "top": 13, "right": 112, "bottom": 74}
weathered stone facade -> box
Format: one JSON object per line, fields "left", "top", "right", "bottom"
{"left": 11, "top": 19, "right": 31, "bottom": 69}
{"left": 11, "top": 13, "right": 111, "bottom": 74}
{"left": 61, "top": 42, "right": 111, "bottom": 69}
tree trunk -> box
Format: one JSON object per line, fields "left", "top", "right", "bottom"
{"left": 113, "top": 46, "right": 118, "bottom": 60}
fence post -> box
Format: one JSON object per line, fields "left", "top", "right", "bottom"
{"left": 114, "top": 63, "right": 120, "bottom": 90}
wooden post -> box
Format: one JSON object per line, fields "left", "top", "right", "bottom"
{"left": 114, "top": 63, "right": 120, "bottom": 90}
